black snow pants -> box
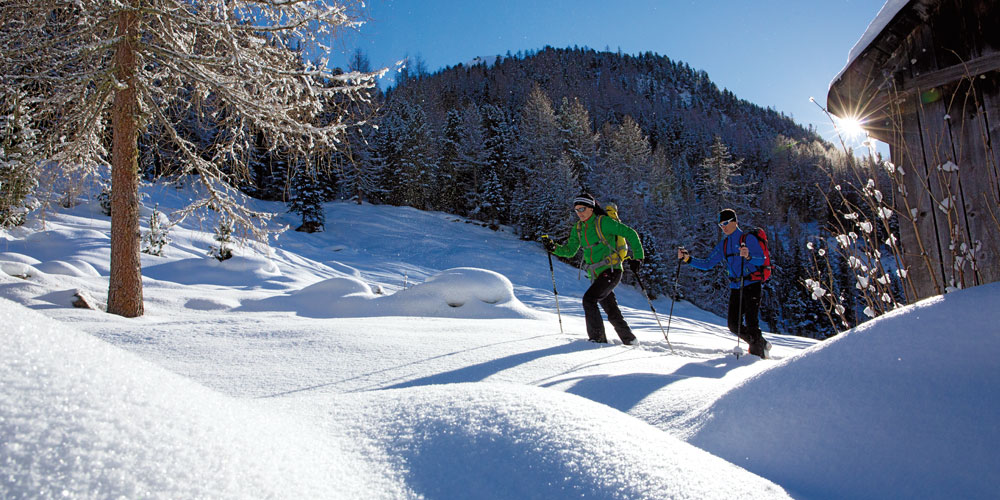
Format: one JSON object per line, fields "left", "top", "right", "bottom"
{"left": 583, "top": 268, "right": 636, "bottom": 344}
{"left": 728, "top": 281, "right": 765, "bottom": 348}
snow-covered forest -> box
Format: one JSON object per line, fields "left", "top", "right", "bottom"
{"left": 2, "top": 4, "right": 899, "bottom": 337}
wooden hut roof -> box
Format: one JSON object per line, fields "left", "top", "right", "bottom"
{"left": 826, "top": 0, "right": 932, "bottom": 132}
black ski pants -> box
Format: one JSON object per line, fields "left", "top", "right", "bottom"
{"left": 582, "top": 268, "right": 636, "bottom": 344}
{"left": 728, "top": 281, "right": 764, "bottom": 346}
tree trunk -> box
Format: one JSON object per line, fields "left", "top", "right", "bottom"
{"left": 107, "top": 7, "right": 144, "bottom": 317}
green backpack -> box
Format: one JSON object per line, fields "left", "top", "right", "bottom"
{"left": 576, "top": 203, "right": 630, "bottom": 279}
{"left": 598, "top": 204, "right": 629, "bottom": 266}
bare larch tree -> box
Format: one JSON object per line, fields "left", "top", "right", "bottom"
{"left": 0, "top": 0, "right": 381, "bottom": 317}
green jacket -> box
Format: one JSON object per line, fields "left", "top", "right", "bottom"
{"left": 554, "top": 214, "right": 645, "bottom": 280}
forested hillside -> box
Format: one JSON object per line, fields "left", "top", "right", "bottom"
{"left": 341, "top": 46, "right": 864, "bottom": 338}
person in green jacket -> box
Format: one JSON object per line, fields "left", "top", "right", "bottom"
{"left": 543, "top": 193, "right": 645, "bottom": 344}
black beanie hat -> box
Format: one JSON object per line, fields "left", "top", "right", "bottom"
{"left": 719, "top": 208, "right": 737, "bottom": 223}
{"left": 573, "top": 193, "right": 597, "bottom": 209}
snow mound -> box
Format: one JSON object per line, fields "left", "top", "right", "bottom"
{"left": 0, "top": 298, "right": 404, "bottom": 499}
{"left": 295, "top": 275, "right": 375, "bottom": 298}
{"left": 19, "top": 228, "right": 109, "bottom": 262}
{"left": 689, "top": 283, "right": 1000, "bottom": 499}
{"left": 0, "top": 252, "right": 40, "bottom": 265}
{"left": 143, "top": 254, "right": 281, "bottom": 286}
{"left": 328, "top": 383, "right": 790, "bottom": 499}
{"left": 34, "top": 259, "right": 102, "bottom": 278}
{"left": 1, "top": 261, "right": 37, "bottom": 278}
{"left": 184, "top": 297, "right": 241, "bottom": 311}
{"left": 386, "top": 267, "right": 538, "bottom": 318}
{"left": 242, "top": 268, "right": 543, "bottom": 319}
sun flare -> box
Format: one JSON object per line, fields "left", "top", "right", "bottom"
{"left": 834, "top": 115, "right": 867, "bottom": 142}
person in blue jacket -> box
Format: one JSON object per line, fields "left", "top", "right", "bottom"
{"left": 678, "top": 209, "right": 771, "bottom": 358}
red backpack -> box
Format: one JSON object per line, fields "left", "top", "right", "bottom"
{"left": 740, "top": 227, "right": 772, "bottom": 282}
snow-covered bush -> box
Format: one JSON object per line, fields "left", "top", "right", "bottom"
{"left": 142, "top": 205, "right": 170, "bottom": 257}
{"left": 209, "top": 217, "right": 234, "bottom": 262}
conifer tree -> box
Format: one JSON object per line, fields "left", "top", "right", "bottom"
{"left": 141, "top": 205, "right": 170, "bottom": 257}
{"left": 481, "top": 104, "right": 517, "bottom": 222}
{"left": 437, "top": 109, "right": 465, "bottom": 214}
{"left": 288, "top": 159, "right": 326, "bottom": 233}
{"left": 458, "top": 104, "right": 488, "bottom": 212}
{"left": 519, "top": 153, "right": 578, "bottom": 240}
{"left": 209, "top": 217, "right": 234, "bottom": 262}
{"left": 477, "top": 167, "right": 506, "bottom": 228}
{"left": 381, "top": 99, "right": 436, "bottom": 209}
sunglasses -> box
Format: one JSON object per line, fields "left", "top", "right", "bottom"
{"left": 718, "top": 219, "right": 735, "bottom": 228}
{"left": 574, "top": 206, "right": 590, "bottom": 213}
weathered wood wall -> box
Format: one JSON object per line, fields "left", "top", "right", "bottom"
{"left": 834, "top": 0, "right": 1000, "bottom": 299}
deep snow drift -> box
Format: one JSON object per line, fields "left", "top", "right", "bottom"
{"left": 1, "top": 186, "right": 998, "bottom": 499}
{"left": 690, "top": 284, "right": 1000, "bottom": 499}
{"left": 0, "top": 298, "right": 788, "bottom": 499}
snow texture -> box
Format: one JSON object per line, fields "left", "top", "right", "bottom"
{"left": 0, "top": 298, "right": 402, "bottom": 499}
{"left": 1, "top": 182, "right": 998, "bottom": 498}
{"left": 690, "top": 285, "right": 1000, "bottom": 499}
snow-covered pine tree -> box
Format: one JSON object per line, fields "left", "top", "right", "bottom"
{"left": 523, "top": 153, "right": 578, "bottom": 241}
{"left": 141, "top": 205, "right": 170, "bottom": 257}
{"left": 288, "top": 159, "right": 326, "bottom": 233}
{"left": 480, "top": 104, "right": 517, "bottom": 223}
{"left": 1, "top": 0, "right": 380, "bottom": 317}
{"left": 334, "top": 133, "right": 381, "bottom": 205}
{"left": 512, "top": 85, "right": 562, "bottom": 238}
{"left": 458, "top": 104, "right": 488, "bottom": 212}
{"left": 385, "top": 99, "right": 437, "bottom": 209}
{"left": 437, "top": 109, "right": 471, "bottom": 214}
{"left": 209, "top": 217, "right": 234, "bottom": 262}
{"left": 477, "top": 167, "right": 506, "bottom": 229}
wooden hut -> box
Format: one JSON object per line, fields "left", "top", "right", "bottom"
{"left": 828, "top": 0, "right": 1000, "bottom": 299}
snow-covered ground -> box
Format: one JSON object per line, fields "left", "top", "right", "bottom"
{"left": 2, "top": 184, "right": 998, "bottom": 499}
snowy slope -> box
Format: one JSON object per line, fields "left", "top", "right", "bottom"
{"left": 2, "top": 183, "right": 998, "bottom": 498}
{"left": 690, "top": 284, "right": 1000, "bottom": 499}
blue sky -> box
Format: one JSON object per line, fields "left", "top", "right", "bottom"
{"left": 330, "top": 0, "right": 888, "bottom": 146}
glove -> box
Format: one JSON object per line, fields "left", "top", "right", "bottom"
{"left": 627, "top": 259, "right": 642, "bottom": 274}
{"left": 678, "top": 247, "right": 690, "bottom": 263}
{"left": 542, "top": 236, "right": 556, "bottom": 253}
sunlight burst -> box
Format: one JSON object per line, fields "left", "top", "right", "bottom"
{"left": 834, "top": 115, "right": 867, "bottom": 142}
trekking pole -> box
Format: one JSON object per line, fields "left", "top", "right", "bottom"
{"left": 735, "top": 243, "right": 746, "bottom": 358}
{"left": 665, "top": 256, "right": 683, "bottom": 338}
{"left": 545, "top": 242, "right": 564, "bottom": 335}
{"left": 631, "top": 267, "right": 674, "bottom": 353}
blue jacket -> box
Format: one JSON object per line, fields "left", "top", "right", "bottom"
{"left": 688, "top": 228, "right": 765, "bottom": 289}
